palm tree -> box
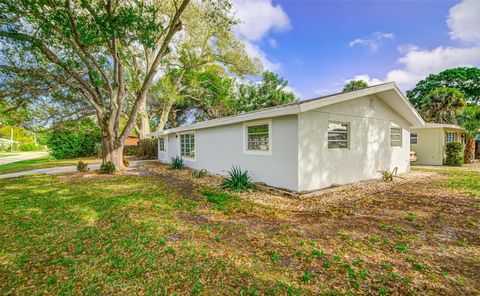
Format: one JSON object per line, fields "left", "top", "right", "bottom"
{"left": 458, "top": 105, "right": 480, "bottom": 163}
{"left": 342, "top": 80, "right": 368, "bottom": 92}
{"left": 420, "top": 87, "right": 466, "bottom": 123}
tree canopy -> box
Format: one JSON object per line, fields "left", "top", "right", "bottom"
{"left": 406, "top": 67, "right": 480, "bottom": 108}
{"left": 233, "top": 71, "right": 297, "bottom": 114}
{"left": 0, "top": 0, "right": 238, "bottom": 168}
{"left": 419, "top": 87, "right": 466, "bottom": 123}
{"left": 342, "top": 80, "right": 368, "bottom": 92}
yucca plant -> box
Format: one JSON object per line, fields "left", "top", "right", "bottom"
{"left": 378, "top": 167, "right": 398, "bottom": 182}
{"left": 220, "top": 166, "right": 254, "bottom": 192}
{"left": 170, "top": 156, "right": 184, "bottom": 169}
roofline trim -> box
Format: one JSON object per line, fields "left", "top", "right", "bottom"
{"left": 148, "top": 82, "right": 424, "bottom": 136}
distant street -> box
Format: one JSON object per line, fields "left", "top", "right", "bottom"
{"left": 0, "top": 152, "right": 48, "bottom": 166}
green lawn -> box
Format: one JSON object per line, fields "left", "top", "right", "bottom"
{"left": 0, "top": 171, "right": 478, "bottom": 294}
{"left": 0, "top": 156, "right": 99, "bottom": 175}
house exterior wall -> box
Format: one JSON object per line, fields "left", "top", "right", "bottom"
{"left": 411, "top": 128, "right": 463, "bottom": 165}
{"left": 160, "top": 115, "right": 299, "bottom": 191}
{"left": 297, "top": 95, "right": 411, "bottom": 191}
{"left": 410, "top": 128, "right": 443, "bottom": 165}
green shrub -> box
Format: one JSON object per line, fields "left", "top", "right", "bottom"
{"left": 138, "top": 138, "right": 157, "bottom": 158}
{"left": 47, "top": 119, "right": 101, "bottom": 159}
{"left": 445, "top": 142, "right": 464, "bottom": 166}
{"left": 192, "top": 169, "right": 207, "bottom": 178}
{"left": 220, "top": 166, "right": 254, "bottom": 192}
{"left": 123, "top": 145, "right": 139, "bottom": 156}
{"left": 76, "top": 161, "right": 89, "bottom": 172}
{"left": 100, "top": 161, "right": 116, "bottom": 174}
{"left": 170, "top": 156, "right": 184, "bottom": 169}
{"left": 19, "top": 143, "right": 37, "bottom": 151}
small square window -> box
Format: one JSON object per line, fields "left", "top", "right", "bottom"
{"left": 244, "top": 121, "right": 271, "bottom": 154}
{"left": 445, "top": 132, "right": 455, "bottom": 143}
{"left": 328, "top": 122, "right": 349, "bottom": 149}
{"left": 390, "top": 127, "right": 402, "bottom": 147}
{"left": 410, "top": 132, "right": 418, "bottom": 145}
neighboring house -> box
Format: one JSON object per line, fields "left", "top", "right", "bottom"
{"left": 125, "top": 136, "right": 140, "bottom": 146}
{"left": 410, "top": 123, "right": 464, "bottom": 166}
{"left": 149, "top": 83, "right": 424, "bottom": 192}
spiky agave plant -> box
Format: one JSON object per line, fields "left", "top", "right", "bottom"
{"left": 170, "top": 156, "right": 185, "bottom": 169}
{"left": 220, "top": 166, "right": 254, "bottom": 192}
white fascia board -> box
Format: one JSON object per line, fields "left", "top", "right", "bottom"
{"left": 391, "top": 86, "right": 425, "bottom": 127}
{"left": 148, "top": 104, "right": 300, "bottom": 137}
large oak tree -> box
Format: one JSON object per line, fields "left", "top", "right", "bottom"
{"left": 0, "top": 0, "right": 230, "bottom": 169}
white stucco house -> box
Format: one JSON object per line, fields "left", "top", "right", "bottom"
{"left": 149, "top": 82, "right": 425, "bottom": 192}
{"left": 410, "top": 123, "right": 465, "bottom": 165}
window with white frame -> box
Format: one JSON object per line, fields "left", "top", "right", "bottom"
{"left": 390, "top": 127, "right": 402, "bottom": 147}
{"left": 245, "top": 122, "right": 271, "bottom": 153}
{"left": 410, "top": 132, "right": 418, "bottom": 145}
{"left": 180, "top": 133, "right": 195, "bottom": 158}
{"left": 158, "top": 137, "right": 165, "bottom": 152}
{"left": 328, "top": 122, "right": 349, "bottom": 149}
{"left": 445, "top": 132, "right": 455, "bottom": 143}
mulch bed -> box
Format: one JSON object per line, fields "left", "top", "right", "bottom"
{"left": 142, "top": 162, "right": 442, "bottom": 213}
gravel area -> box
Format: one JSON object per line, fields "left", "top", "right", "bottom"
{"left": 144, "top": 162, "right": 440, "bottom": 212}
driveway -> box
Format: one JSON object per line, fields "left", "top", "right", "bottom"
{"left": 0, "top": 152, "right": 48, "bottom": 165}
{"left": 0, "top": 160, "right": 157, "bottom": 179}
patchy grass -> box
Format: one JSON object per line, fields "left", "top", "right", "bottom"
{"left": 0, "top": 169, "right": 479, "bottom": 295}
{"left": 412, "top": 167, "right": 480, "bottom": 197}
{"left": 0, "top": 156, "right": 99, "bottom": 175}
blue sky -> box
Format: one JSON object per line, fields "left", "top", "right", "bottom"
{"left": 233, "top": 0, "right": 480, "bottom": 99}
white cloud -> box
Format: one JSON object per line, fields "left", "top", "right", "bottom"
{"left": 447, "top": 0, "right": 480, "bottom": 44}
{"left": 397, "top": 44, "right": 420, "bottom": 54}
{"left": 268, "top": 38, "right": 278, "bottom": 48}
{"left": 233, "top": 0, "right": 290, "bottom": 41}
{"left": 242, "top": 40, "right": 281, "bottom": 71}
{"left": 231, "top": 0, "right": 290, "bottom": 72}
{"left": 351, "top": 0, "right": 480, "bottom": 91}
{"left": 385, "top": 46, "right": 480, "bottom": 89}
{"left": 284, "top": 85, "right": 302, "bottom": 99}
{"left": 346, "top": 74, "right": 385, "bottom": 86}
{"left": 349, "top": 32, "right": 395, "bottom": 53}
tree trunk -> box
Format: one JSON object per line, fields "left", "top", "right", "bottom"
{"left": 156, "top": 99, "right": 175, "bottom": 131}
{"left": 464, "top": 138, "right": 475, "bottom": 164}
{"left": 138, "top": 100, "right": 152, "bottom": 157}
{"left": 138, "top": 100, "right": 151, "bottom": 139}
{"left": 102, "top": 134, "right": 126, "bottom": 171}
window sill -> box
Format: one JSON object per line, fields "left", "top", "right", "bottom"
{"left": 243, "top": 149, "right": 272, "bottom": 156}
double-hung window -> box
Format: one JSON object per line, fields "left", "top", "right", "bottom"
{"left": 180, "top": 133, "right": 195, "bottom": 159}
{"left": 390, "top": 127, "right": 402, "bottom": 147}
{"left": 328, "top": 122, "right": 349, "bottom": 149}
{"left": 410, "top": 132, "right": 418, "bottom": 145}
{"left": 158, "top": 137, "right": 166, "bottom": 152}
{"left": 244, "top": 120, "right": 271, "bottom": 154}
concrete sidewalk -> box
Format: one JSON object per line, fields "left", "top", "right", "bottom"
{"left": 0, "top": 160, "right": 157, "bottom": 179}
{"left": 0, "top": 152, "right": 48, "bottom": 165}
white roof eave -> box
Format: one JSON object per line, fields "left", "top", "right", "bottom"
{"left": 148, "top": 82, "right": 426, "bottom": 136}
